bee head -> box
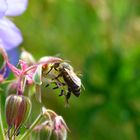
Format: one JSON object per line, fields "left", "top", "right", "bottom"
{"left": 60, "top": 62, "right": 73, "bottom": 71}
{"left": 53, "top": 62, "right": 60, "bottom": 69}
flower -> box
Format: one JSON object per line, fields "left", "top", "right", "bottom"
{"left": 34, "top": 107, "right": 69, "bottom": 140}
{"left": 34, "top": 116, "right": 69, "bottom": 140}
{"left": 0, "top": 0, "right": 28, "bottom": 50}
{"left": 5, "top": 95, "right": 31, "bottom": 138}
{"left": 0, "top": 0, "right": 7, "bottom": 18}
{"left": 0, "top": 0, "right": 28, "bottom": 80}
{"left": 20, "top": 49, "right": 36, "bottom": 65}
{"left": 53, "top": 116, "right": 68, "bottom": 140}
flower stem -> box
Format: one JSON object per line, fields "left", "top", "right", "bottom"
{"left": 0, "top": 96, "right": 6, "bottom": 140}
{"left": 24, "top": 65, "right": 37, "bottom": 74}
{"left": 19, "top": 113, "right": 43, "bottom": 140}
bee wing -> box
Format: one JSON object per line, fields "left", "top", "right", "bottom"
{"left": 38, "top": 56, "right": 63, "bottom": 65}
{"left": 64, "top": 68, "right": 81, "bottom": 87}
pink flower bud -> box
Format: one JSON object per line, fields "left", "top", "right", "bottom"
{"left": 53, "top": 116, "right": 69, "bottom": 140}
{"left": 34, "top": 108, "right": 69, "bottom": 140}
{"left": 20, "top": 49, "right": 36, "bottom": 65}
{"left": 6, "top": 81, "right": 18, "bottom": 95}
{"left": 5, "top": 95, "right": 31, "bottom": 137}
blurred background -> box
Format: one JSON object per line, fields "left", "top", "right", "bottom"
{"left": 11, "top": 0, "right": 140, "bottom": 139}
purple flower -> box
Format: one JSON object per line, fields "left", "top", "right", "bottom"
{"left": 0, "top": 0, "right": 28, "bottom": 80}
{"left": 0, "top": 18, "right": 22, "bottom": 50}
{"left": 0, "top": 0, "right": 28, "bottom": 50}
{"left": 0, "top": 0, "right": 7, "bottom": 18}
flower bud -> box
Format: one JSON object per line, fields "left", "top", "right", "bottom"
{"left": 53, "top": 116, "right": 69, "bottom": 140}
{"left": 20, "top": 49, "right": 36, "bottom": 65}
{"left": 6, "top": 81, "right": 18, "bottom": 95}
{"left": 34, "top": 108, "right": 69, "bottom": 140}
{"left": 5, "top": 95, "right": 31, "bottom": 136}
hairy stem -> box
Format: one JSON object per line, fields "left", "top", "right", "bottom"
{"left": 0, "top": 96, "right": 6, "bottom": 140}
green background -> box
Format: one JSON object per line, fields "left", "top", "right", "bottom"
{"left": 12, "top": 0, "right": 140, "bottom": 139}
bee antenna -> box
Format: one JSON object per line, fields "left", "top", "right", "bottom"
{"left": 54, "top": 53, "right": 62, "bottom": 57}
{"left": 82, "top": 83, "right": 85, "bottom": 90}
{"left": 64, "top": 60, "right": 71, "bottom": 63}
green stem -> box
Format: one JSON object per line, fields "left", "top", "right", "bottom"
{"left": 0, "top": 96, "right": 6, "bottom": 140}
{"left": 19, "top": 114, "right": 43, "bottom": 140}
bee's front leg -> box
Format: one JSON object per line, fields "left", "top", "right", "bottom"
{"left": 52, "top": 73, "right": 62, "bottom": 80}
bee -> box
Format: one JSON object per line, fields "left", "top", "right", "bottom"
{"left": 45, "top": 62, "right": 82, "bottom": 103}
{"left": 39, "top": 56, "right": 63, "bottom": 83}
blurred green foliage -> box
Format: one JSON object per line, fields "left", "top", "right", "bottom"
{"left": 12, "top": 0, "right": 140, "bottom": 139}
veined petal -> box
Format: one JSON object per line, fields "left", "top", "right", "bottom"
{"left": 0, "top": 18, "right": 23, "bottom": 50}
{"left": 7, "top": 47, "right": 19, "bottom": 65}
{"left": 0, "top": 0, "right": 7, "bottom": 18}
{"left": 5, "top": 0, "right": 28, "bottom": 16}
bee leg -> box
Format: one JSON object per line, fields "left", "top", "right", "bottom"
{"left": 54, "top": 79, "right": 60, "bottom": 85}
{"left": 59, "top": 90, "right": 64, "bottom": 96}
{"left": 54, "top": 67, "right": 58, "bottom": 71}
{"left": 65, "top": 87, "right": 71, "bottom": 101}
{"left": 45, "top": 66, "right": 54, "bottom": 75}
{"left": 45, "top": 83, "right": 49, "bottom": 87}
{"left": 55, "top": 80, "right": 66, "bottom": 87}
{"left": 53, "top": 86, "right": 59, "bottom": 89}
{"left": 65, "top": 91, "right": 71, "bottom": 105}
{"left": 52, "top": 73, "right": 62, "bottom": 80}
{"left": 62, "top": 82, "right": 66, "bottom": 86}
{"left": 53, "top": 77, "right": 66, "bottom": 88}
{"left": 52, "top": 82, "right": 60, "bottom": 89}
{"left": 66, "top": 92, "right": 71, "bottom": 100}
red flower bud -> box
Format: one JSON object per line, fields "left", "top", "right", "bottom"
{"left": 5, "top": 95, "right": 31, "bottom": 137}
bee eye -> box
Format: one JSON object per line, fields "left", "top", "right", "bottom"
{"left": 54, "top": 63, "right": 60, "bottom": 68}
